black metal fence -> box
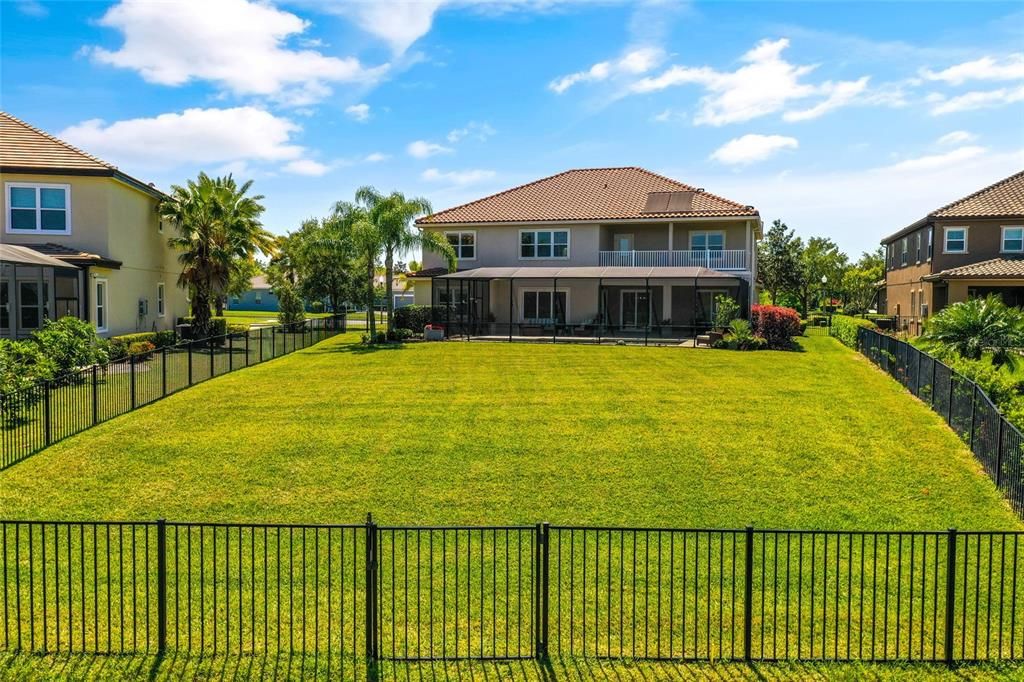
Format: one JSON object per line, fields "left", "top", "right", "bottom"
{"left": 2, "top": 518, "right": 1022, "bottom": 670}
{"left": 857, "top": 327, "right": 1024, "bottom": 519}
{"left": 0, "top": 315, "right": 347, "bottom": 470}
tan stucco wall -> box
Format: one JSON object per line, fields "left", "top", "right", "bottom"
{"left": 1, "top": 172, "right": 187, "bottom": 336}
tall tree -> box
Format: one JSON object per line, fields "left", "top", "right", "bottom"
{"left": 353, "top": 187, "right": 456, "bottom": 330}
{"left": 160, "top": 173, "right": 274, "bottom": 337}
{"left": 794, "top": 236, "right": 848, "bottom": 315}
{"left": 756, "top": 219, "right": 801, "bottom": 304}
{"left": 289, "top": 214, "right": 359, "bottom": 314}
{"left": 841, "top": 248, "right": 884, "bottom": 314}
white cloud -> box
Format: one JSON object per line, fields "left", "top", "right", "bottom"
{"left": 86, "top": 0, "right": 387, "bottom": 106}
{"left": 549, "top": 47, "right": 664, "bottom": 94}
{"left": 921, "top": 54, "right": 1024, "bottom": 85}
{"left": 282, "top": 159, "right": 332, "bottom": 176}
{"left": 782, "top": 77, "right": 869, "bottom": 121}
{"left": 883, "top": 145, "right": 987, "bottom": 173}
{"left": 629, "top": 38, "right": 875, "bottom": 126}
{"left": 345, "top": 103, "right": 371, "bottom": 122}
{"left": 16, "top": 0, "right": 48, "bottom": 17}
{"left": 701, "top": 147, "right": 1024, "bottom": 255}
{"left": 928, "top": 84, "right": 1024, "bottom": 115}
{"left": 407, "top": 140, "right": 453, "bottom": 158}
{"left": 58, "top": 107, "right": 307, "bottom": 171}
{"left": 421, "top": 168, "right": 496, "bottom": 185}
{"left": 710, "top": 134, "right": 799, "bottom": 166}
{"left": 937, "top": 130, "right": 977, "bottom": 145}
{"left": 447, "top": 121, "right": 496, "bottom": 143}
{"left": 332, "top": 0, "right": 445, "bottom": 56}
{"left": 364, "top": 152, "right": 390, "bottom": 162}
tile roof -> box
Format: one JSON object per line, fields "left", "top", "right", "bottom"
{"left": 932, "top": 170, "right": 1024, "bottom": 219}
{"left": 416, "top": 167, "right": 758, "bottom": 225}
{"left": 0, "top": 111, "right": 166, "bottom": 199}
{"left": 405, "top": 267, "right": 449, "bottom": 278}
{"left": 22, "top": 242, "right": 122, "bottom": 269}
{"left": 0, "top": 244, "right": 80, "bottom": 269}
{"left": 0, "top": 111, "right": 114, "bottom": 171}
{"left": 924, "top": 257, "right": 1024, "bottom": 280}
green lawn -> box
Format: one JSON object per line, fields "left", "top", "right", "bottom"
{"left": 222, "top": 310, "right": 332, "bottom": 328}
{"left": 0, "top": 334, "right": 1016, "bottom": 529}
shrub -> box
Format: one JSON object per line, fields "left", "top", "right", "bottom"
{"left": 713, "top": 295, "right": 740, "bottom": 331}
{"left": 830, "top": 315, "right": 876, "bottom": 349}
{"left": 154, "top": 330, "right": 177, "bottom": 348}
{"left": 110, "top": 330, "right": 176, "bottom": 359}
{"left": 392, "top": 328, "right": 414, "bottom": 341}
{"left": 127, "top": 340, "right": 156, "bottom": 359}
{"left": 750, "top": 305, "right": 801, "bottom": 349}
{"left": 180, "top": 316, "right": 227, "bottom": 339}
{"left": 276, "top": 282, "right": 306, "bottom": 326}
{"left": 31, "top": 317, "right": 108, "bottom": 381}
{"left": 393, "top": 305, "right": 432, "bottom": 331}
{"left": 922, "top": 294, "right": 1024, "bottom": 367}
{"left": 0, "top": 339, "right": 55, "bottom": 426}
{"left": 310, "top": 301, "right": 324, "bottom": 313}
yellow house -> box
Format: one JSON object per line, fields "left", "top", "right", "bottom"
{"left": 0, "top": 111, "right": 187, "bottom": 338}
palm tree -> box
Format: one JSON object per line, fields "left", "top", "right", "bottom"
{"left": 331, "top": 201, "right": 381, "bottom": 337}
{"left": 921, "top": 294, "right": 1024, "bottom": 367}
{"left": 353, "top": 187, "right": 456, "bottom": 332}
{"left": 160, "top": 173, "right": 275, "bottom": 337}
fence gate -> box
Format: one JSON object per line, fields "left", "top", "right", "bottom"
{"left": 374, "top": 526, "right": 540, "bottom": 661}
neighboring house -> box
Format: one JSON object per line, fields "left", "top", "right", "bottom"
{"left": 228, "top": 274, "right": 276, "bottom": 312}
{"left": 374, "top": 272, "right": 414, "bottom": 309}
{"left": 407, "top": 167, "right": 761, "bottom": 339}
{"left": 226, "top": 273, "right": 329, "bottom": 313}
{"left": 0, "top": 111, "right": 187, "bottom": 338}
{"left": 881, "top": 170, "right": 1024, "bottom": 334}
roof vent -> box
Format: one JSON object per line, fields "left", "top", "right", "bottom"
{"left": 642, "top": 190, "right": 695, "bottom": 214}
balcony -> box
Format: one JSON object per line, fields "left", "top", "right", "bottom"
{"left": 598, "top": 249, "right": 748, "bottom": 270}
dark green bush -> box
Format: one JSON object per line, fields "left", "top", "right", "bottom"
{"left": 310, "top": 301, "right": 324, "bottom": 313}
{"left": 180, "top": 316, "right": 227, "bottom": 339}
{"left": 830, "top": 315, "right": 876, "bottom": 348}
{"left": 0, "top": 339, "right": 53, "bottom": 426}
{"left": 393, "top": 305, "right": 432, "bottom": 331}
{"left": 110, "top": 330, "right": 177, "bottom": 359}
{"left": 392, "top": 328, "right": 414, "bottom": 340}
{"left": 127, "top": 340, "right": 156, "bottom": 359}
{"left": 31, "top": 317, "right": 108, "bottom": 380}
{"left": 276, "top": 282, "right": 306, "bottom": 326}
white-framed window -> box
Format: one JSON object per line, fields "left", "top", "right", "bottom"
{"left": 901, "top": 238, "right": 908, "bottom": 265}
{"left": 445, "top": 231, "right": 476, "bottom": 260}
{"left": 915, "top": 233, "right": 922, "bottom": 263}
{"left": 156, "top": 282, "right": 165, "bottom": 317}
{"left": 920, "top": 290, "right": 928, "bottom": 318}
{"left": 94, "top": 278, "right": 108, "bottom": 333}
{"left": 690, "top": 230, "right": 725, "bottom": 251}
{"left": 520, "top": 229, "right": 570, "bottom": 259}
{"left": 158, "top": 220, "right": 164, "bottom": 234}
{"left": 927, "top": 227, "right": 933, "bottom": 260}
{"left": 6, "top": 182, "right": 71, "bottom": 234}
{"left": 1002, "top": 226, "right": 1024, "bottom": 253}
{"left": 522, "top": 289, "right": 568, "bottom": 323}
{"left": 944, "top": 226, "right": 967, "bottom": 254}
{"left": 910, "top": 291, "right": 917, "bottom": 319}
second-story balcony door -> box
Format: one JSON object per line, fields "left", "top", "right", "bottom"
{"left": 614, "top": 234, "right": 634, "bottom": 252}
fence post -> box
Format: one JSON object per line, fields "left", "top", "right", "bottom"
{"left": 931, "top": 357, "right": 937, "bottom": 408}
{"left": 996, "top": 417, "right": 1005, "bottom": 488}
{"left": 271, "top": 327, "right": 276, "bottom": 358}
{"left": 259, "top": 328, "right": 264, "bottom": 363}
{"left": 944, "top": 528, "right": 957, "bottom": 666}
{"left": 947, "top": 373, "right": 954, "bottom": 426}
{"left": 540, "top": 522, "right": 550, "bottom": 659}
{"left": 92, "top": 365, "right": 98, "bottom": 426}
{"left": 161, "top": 347, "right": 167, "bottom": 397}
{"left": 743, "top": 525, "right": 754, "bottom": 661}
{"left": 365, "top": 513, "right": 377, "bottom": 665}
{"left": 209, "top": 338, "right": 215, "bottom": 378}
{"left": 157, "top": 519, "right": 167, "bottom": 653}
{"left": 188, "top": 343, "right": 193, "bottom": 386}
{"left": 915, "top": 348, "right": 922, "bottom": 397}
{"left": 969, "top": 385, "right": 978, "bottom": 452}
{"left": 43, "top": 380, "right": 52, "bottom": 445}
{"left": 228, "top": 333, "right": 234, "bottom": 372}
{"left": 130, "top": 353, "right": 137, "bottom": 409}
{"left": 244, "top": 331, "right": 250, "bottom": 367}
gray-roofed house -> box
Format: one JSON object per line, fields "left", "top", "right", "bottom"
{"left": 408, "top": 167, "right": 761, "bottom": 341}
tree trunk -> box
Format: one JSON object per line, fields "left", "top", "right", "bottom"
{"left": 366, "top": 257, "right": 376, "bottom": 337}
{"left": 385, "top": 248, "right": 394, "bottom": 338}
{"left": 215, "top": 295, "right": 225, "bottom": 317}
{"left": 192, "top": 288, "right": 212, "bottom": 339}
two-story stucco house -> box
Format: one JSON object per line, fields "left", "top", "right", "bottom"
{"left": 881, "top": 169, "right": 1024, "bottom": 335}
{"left": 406, "top": 167, "right": 761, "bottom": 341}
{"left": 0, "top": 112, "right": 187, "bottom": 338}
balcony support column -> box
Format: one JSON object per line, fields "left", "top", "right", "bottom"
{"left": 668, "top": 222, "right": 674, "bottom": 256}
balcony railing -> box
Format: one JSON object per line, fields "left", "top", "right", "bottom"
{"left": 598, "top": 249, "right": 748, "bottom": 270}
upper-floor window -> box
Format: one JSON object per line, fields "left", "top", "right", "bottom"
{"left": 944, "top": 227, "right": 967, "bottom": 254}
{"left": 900, "top": 238, "right": 908, "bottom": 265}
{"left": 1002, "top": 226, "right": 1024, "bottom": 253}
{"left": 927, "top": 227, "right": 933, "bottom": 260}
{"left": 445, "top": 231, "right": 476, "bottom": 260}
{"left": 520, "top": 229, "right": 569, "bottom": 259}
{"left": 6, "top": 182, "right": 70, "bottom": 234}
{"left": 690, "top": 231, "right": 725, "bottom": 251}
{"left": 915, "top": 233, "right": 922, "bottom": 262}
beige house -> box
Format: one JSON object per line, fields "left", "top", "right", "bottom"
{"left": 0, "top": 111, "right": 187, "bottom": 338}
{"left": 881, "top": 170, "right": 1024, "bottom": 334}
{"left": 407, "top": 167, "right": 761, "bottom": 340}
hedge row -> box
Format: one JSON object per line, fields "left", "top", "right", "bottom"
{"left": 829, "top": 315, "right": 877, "bottom": 348}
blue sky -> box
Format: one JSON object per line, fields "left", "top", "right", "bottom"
{"left": 2, "top": 0, "right": 1023, "bottom": 257}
